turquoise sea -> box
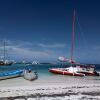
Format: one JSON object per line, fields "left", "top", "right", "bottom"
{"left": 0, "top": 63, "right": 100, "bottom": 89}
{"left": 0, "top": 63, "right": 100, "bottom": 78}
{"left": 0, "top": 64, "right": 61, "bottom": 78}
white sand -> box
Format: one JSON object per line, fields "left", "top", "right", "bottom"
{"left": 0, "top": 75, "right": 100, "bottom": 99}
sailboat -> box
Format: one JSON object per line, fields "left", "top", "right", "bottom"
{"left": 49, "top": 10, "right": 99, "bottom": 76}
{"left": 0, "top": 41, "right": 13, "bottom": 66}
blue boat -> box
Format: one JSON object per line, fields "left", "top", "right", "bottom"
{"left": 0, "top": 69, "right": 23, "bottom": 80}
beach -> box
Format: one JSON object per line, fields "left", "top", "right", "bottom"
{"left": 0, "top": 0, "right": 100, "bottom": 99}
{"left": 0, "top": 75, "right": 100, "bottom": 100}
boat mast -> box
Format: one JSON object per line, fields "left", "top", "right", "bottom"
{"left": 71, "top": 10, "right": 75, "bottom": 64}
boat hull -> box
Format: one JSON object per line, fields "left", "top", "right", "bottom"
{"left": 0, "top": 70, "right": 23, "bottom": 80}
{"left": 0, "top": 61, "right": 13, "bottom": 66}
{"left": 77, "top": 71, "right": 100, "bottom": 76}
{"left": 49, "top": 68, "right": 85, "bottom": 77}
{"left": 23, "top": 70, "right": 38, "bottom": 81}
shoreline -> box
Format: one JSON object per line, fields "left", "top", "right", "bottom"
{"left": 0, "top": 84, "right": 100, "bottom": 100}
{"left": 0, "top": 75, "right": 100, "bottom": 99}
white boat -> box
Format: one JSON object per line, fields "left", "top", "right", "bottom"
{"left": 23, "top": 69, "right": 38, "bottom": 81}
{"left": 32, "top": 61, "right": 39, "bottom": 65}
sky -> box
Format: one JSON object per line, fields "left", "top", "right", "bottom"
{"left": 0, "top": 0, "right": 100, "bottom": 63}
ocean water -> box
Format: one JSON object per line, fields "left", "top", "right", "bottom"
{"left": 0, "top": 64, "right": 100, "bottom": 99}
{"left": 0, "top": 63, "right": 61, "bottom": 79}
{"left": 0, "top": 63, "right": 100, "bottom": 78}
{"left": 0, "top": 63, "right": 100, "bottom": 72}
{"left": 0, "top": 63, "right": 100, "bottom": 88}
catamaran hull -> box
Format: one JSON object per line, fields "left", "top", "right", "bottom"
{"left": 77, "top": 71, "right": 100, "bottom": 76}
{"left": 49, "top": 69, "right": 85, "bottom": 77}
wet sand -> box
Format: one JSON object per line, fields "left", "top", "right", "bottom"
{"left": 0, "top": 75, "right": 100, "bottom": 100}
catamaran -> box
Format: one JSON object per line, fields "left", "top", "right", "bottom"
{"left": 49, "top": 10, "right": 99, "bottom": 76}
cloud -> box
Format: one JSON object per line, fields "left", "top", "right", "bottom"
{"left": 4, "top": 46, "right": 50, "bottom": 57}
{"left": 0, "top": 45, "right": 58, "bottom": 61}
{"left": 15, "top": 41, "right": 33, "bottom": 48}
{"left": 0, "top": 40, "right": 67, "bottom": 61}
{"left": 38, "top": 43, "right": 66, "bottom": 48}
{"left": 12, "top": 47, "right": 49, "bottom": 57}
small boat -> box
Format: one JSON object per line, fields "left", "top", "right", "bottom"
{"left": 23, "top": 69, "right": 38, "bottom": 81}
{"left": 32, "top": 61, "right": 39, "bottom": 65}
{"left": 0, "top": 60, "right": 13, "bottom": 66}
{"left": 0, "top": 69, "right": 23, "bottom": 80}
